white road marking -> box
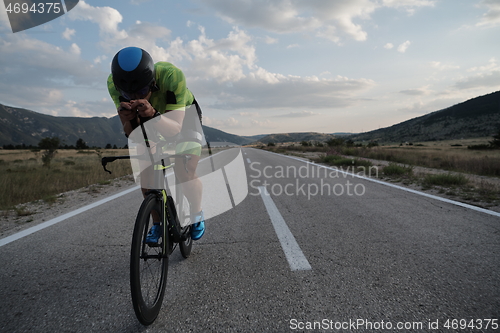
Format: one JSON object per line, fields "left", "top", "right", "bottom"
{"left": 0, "top": 148, "right": 237, "bottom": 247}
{"left": 261, "top": 149, "right": 500, "bottom": 218}
{"left": 246, "top": 158, "right": 252, "bottom": 164}
{"left": 258, "top": 186, "right": 312, "bottom": 271}
{"left": 0, "top": 186, "right": 140, "bottom": 248}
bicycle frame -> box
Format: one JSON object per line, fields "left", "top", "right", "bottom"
{"left": 101, "top": 150, "right": 190, "bottom": 251}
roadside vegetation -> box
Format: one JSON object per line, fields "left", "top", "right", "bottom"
{"left": 0, "top": 148, "right": 132, "bottom": 210}
{"left": 260, "top": 133, "right": 500, "bottom": 207}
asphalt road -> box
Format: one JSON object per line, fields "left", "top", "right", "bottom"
{"left": 0, "top": 148, "right": 499, "bottom": 332}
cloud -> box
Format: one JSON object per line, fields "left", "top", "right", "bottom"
{"left": 0, "top": 33, "right": 103, "bottom": 109}
{"left": 263, "top": 36, "right": 278, "bottom": 44}
{"left": 93, "top": 55, "right": 108, "bottom": 64}
{"left": 476, "top": 0, "right": 500, "bottom": 27}
{"left": 399, "top": 86, "right": 431, "bottom": 95}
{"left": 274, "top": 111, "right": 321, "bottom": 117}
{"left": 198, "top": 0, "right": 434, "bottom": 43}
{"left": 62, "top": 28, "right": 76, "bottom": 40}
{"left": 384, "top": 42, "right": 394, "bottom": 49}
{"left": 67, "top": 0, "right": 127, "bottom": 40}
{"left": 0, "top": 3, "right": 10, "bottom": 30}
{"left": 430, "top": 61, "right": 459, "bottom": 71}
{"left": 203, "top": 69, "right": 375, "bottom": 110}
{"left": 69, "top": 43, "right": 81, "bottom": 55}
{"left": 382, "top": 0, "right": 435, "bottom": 14}
{"left": 454, "top": 70, "right": 500, "bottom": 90}
{"left": 453, "top": 58, "right": 500, "bottom": 90}
{"left": 397, "top": 40, "right": 411, "bottom": 53}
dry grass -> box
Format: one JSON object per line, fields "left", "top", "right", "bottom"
{"left": 0, "top": 149, "right": 132, "bottom": 210}
{"left": 263, "top": 137, "right": 500, "bottom": 177}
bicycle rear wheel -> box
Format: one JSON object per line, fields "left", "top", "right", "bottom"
{"left": 130, "top": 194, "right": 168, "bottom": 326}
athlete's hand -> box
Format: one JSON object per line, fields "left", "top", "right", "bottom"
{"left": 131, "top": 99, "right": 155, "bottom": 118}
{"left": 117, "top": 101, "right": 137, "bottom": 122}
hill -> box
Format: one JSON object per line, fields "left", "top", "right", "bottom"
{"left": 0, "top": 104, "right": 252, "bottom": 148}
{"left": 255, "top": 132, "right": 336, "bottom": 145}
{"left": 349, "top": 91, "right": 500, "bottom": 143}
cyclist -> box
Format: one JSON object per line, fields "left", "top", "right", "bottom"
{"left": 107, "top": 46, "right": 205, "bottom": 242}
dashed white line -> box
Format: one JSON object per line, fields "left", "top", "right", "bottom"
{"left": 258, "top": 186, "right": 312, "bottom": 271}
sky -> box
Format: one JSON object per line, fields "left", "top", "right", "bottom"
{"left": 0, "top": 0, "right": 499, "bottom": 137}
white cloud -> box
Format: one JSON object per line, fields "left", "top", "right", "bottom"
{"left": 0, "top": 33, "right": 103, "bottom": 110}
{"left": 183, "top": 26, "right": 256, "bottom": 83}
{"left": 397, "top": 40, "right": 411, "bottom": 53}
{"left": 0, "top": 3, "right": 10, "bottom": 30}
{"left": 384, "top": 42, "right": 394, "bottom": 49}
{"left": 203, "top": 69, "right": 375, "bottom": 110}
{"left": 263, "top": 36, "right": 278, "bottom": 44}
{"left": 430, "top": 61, "right": 459, "bottom": 71}
{"left": 93, "top": 55, "right": 108, "bottom": 64}
{"left": 274, "top": 110, "right": 321, "bottom": 117}
{"left": 62, "top": 28, "right": 76, "bottom": 40}
{"left": 199, "top": 0, "right": 434, "bottom": 43}
{"left": 476, "top": 0, "right": 500, "bottom": 27}
{"left": 67, "top": 0, "right": 127, "bottom": 40}
{"left": 454, "top": 70, "right": 500, "bottom": 90}
{"left": 467, "top": 57, "right": 499, "bottom": 73}
{"left": 399, "top": 86, "right": 432, "bottom": 95}
{"left": 69, "top": 43, "right": 81, "bottom": 55}
{"left": 382, "top": 0, "right": 435, "bottom": 14}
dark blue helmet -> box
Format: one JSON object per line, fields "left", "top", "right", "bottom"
{"left": 111, "top": 47, "right": 155, "bottom": 94}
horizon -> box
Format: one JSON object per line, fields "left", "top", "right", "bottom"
{"left": 3, "top": 89, "right": 497, "bottom": 139}
{"left": 0, "top": 1, "right": 499, "bottom": 136}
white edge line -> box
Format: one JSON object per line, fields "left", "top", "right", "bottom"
{"left": 0, "top": 186, "right": 140, "bottom": 248}
{"left": 258, "top": 186, "right": 312, "bottom": 271}
{"left": 0, "top": 148, "right": 239, "bottom": 248}
{"left": 254, "top": 148, "right": 500, "bottom": 218}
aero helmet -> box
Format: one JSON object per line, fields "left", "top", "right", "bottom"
{"left": 111, "top": 47, "right": 155, "bottom": 94}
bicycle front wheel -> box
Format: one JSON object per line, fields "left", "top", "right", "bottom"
{"left": 177, "top": 193, "right": 192, "bottom": 258}
{"left": 130, "top": 194, "right": 168, "bottom": 326}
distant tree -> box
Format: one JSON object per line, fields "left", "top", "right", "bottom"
{"left": 326, "top": 138, "right": 345, "bottom": 147}
{"left": 113, "top": 144, "right": 118, "bottom": 149}
{"left": 38, "top": 137, "right": 60, "bottom": 168}
{"left": 76, "top": 138, "right": 89, "bottom": 150}
{"left": 105, "top": 143, "right": 112, "bottom": 149}
{"left": 489, "top": 127, "right": 500, "bottom": 149}
{"left": 300, "top": 141, "right": 310, "bottom": 147}
{"left": 314, "top": 141, "right": 324, "bottom": 147}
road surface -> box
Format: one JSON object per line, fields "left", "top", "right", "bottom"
{"left": 0, "top": 148, "right": 499, "bottom": 332}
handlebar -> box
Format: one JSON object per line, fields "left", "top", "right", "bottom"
{"left": 101, "top": 155, "right": 131, "bottom": 174}
{"left": 101, "top": 154, "right": 192, "bottom": 174}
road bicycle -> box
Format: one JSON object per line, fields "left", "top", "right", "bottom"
{"left": 101, "top": 138, "right": 193, "bottom": 325}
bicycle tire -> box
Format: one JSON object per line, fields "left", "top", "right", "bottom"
{"left": 177, "top": 193, "right": 192, "bottom": 258}
{"left": 130, "top": 194, "right": 168, "bottom": 326}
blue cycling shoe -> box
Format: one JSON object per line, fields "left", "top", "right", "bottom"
{"left": 145, "top": 224, "right": 162, "bottom": 245}
{"left": 191, "top": 211, "right": 205, "bottom": 241}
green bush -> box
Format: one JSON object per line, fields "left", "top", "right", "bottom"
{"left": 383, "top": 163, "right": 413, "bottom": 176}
{"left": 423, "top": 173, "right": 469, "bottom": 187}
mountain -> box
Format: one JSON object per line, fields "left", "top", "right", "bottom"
{"left": 0, "top": 104, "right": 126, "bottom": 147}
{"left": 255, "top": 132, "right": 336, "bottom": 144}
{"left": 349, "top": 91, "right": 500, "bottom": 143}
{"left": 0, "top": 104, "right": 252, "bottom": 148}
